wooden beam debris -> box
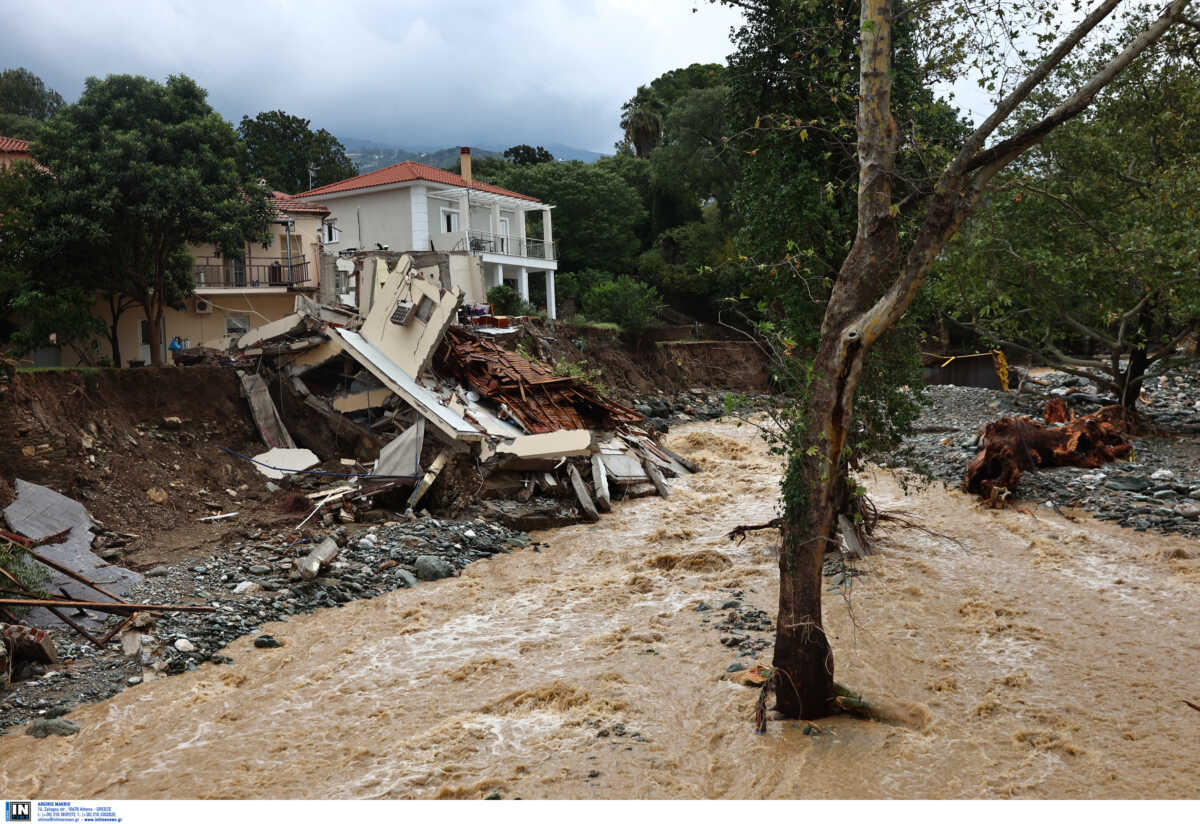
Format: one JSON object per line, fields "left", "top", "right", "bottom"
{"left": 567, "top": 464, "right": 600, "bottom": 522}
{"left": 591, "top": 454, "right": 611, "bottom": 513}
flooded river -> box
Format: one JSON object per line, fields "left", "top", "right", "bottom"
{"left": 3, "top": 419, "right": 1199, "bottom": 798}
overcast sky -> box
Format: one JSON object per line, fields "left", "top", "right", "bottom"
{"left": 0, "top": 0, "right": 748, "bottom": 153}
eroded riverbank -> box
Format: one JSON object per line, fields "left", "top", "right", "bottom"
{"left": 3, "top": 419, "right": 1198, "bottom": 799}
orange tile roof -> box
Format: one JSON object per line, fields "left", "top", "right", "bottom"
{"left": 272, "top": 191, "right": 331, "bottom": 215}
{"left": 0, "top": 136, "right": 31, "bottom": 153}
{"left": 296, "top": 160, "right": 541, "bottom": 202}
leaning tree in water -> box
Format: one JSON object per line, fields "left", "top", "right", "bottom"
{"left": 719, "top": 0, "right": 1198, "bottom": 718}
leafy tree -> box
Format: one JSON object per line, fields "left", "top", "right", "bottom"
{"left": 34, "top": 74, "right": 274, "bottom": 365}
{"left": 0, "top": 67, "right": 65, "bottom": 140}
{"left": 503, "top": 144, "right": 554, "bottom": 165}
{"left": 617, "top": 63, "right": 726, "bottom": 157}
{"left": 239, "top": 110, "right": 357, "bottom": 193}
{"left": 0, "top": 160, "right": 107, "bottom": 363}
{"left": 492, "top": 161, "right": 646, "bottom": 272}
{"left": 934, "top": 40, "right": 1200, "bottom": 408}
{"left": 713, "top": 0, "right": 1198, "bottom": 719}
{"left": 581, "top": 275, "right": 663, "bottom": 331}
{"left": 486, "top": 283, "right": 536, "bottom": 316}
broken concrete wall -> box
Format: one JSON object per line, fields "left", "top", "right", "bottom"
{"left": 358, "top": 255, "right": 463, "bottom": 378}
{"left": 3, "top": 480, "right": 142, "bottom": 628}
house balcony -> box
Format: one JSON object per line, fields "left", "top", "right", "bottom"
{"left": 458, "top": 230, "right": 555, "bottom": 261}
{"left": 193, "top": 257, "right": 313, "bottom": 289}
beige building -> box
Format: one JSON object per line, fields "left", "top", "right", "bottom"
{"left": 80, "top": 192, "right": 332, "bottom": 366}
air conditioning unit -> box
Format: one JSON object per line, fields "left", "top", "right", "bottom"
{"left": 389, "top": 300, "right": 414, "bottom": 325}
{"left": 195, "top": 299, "right": 213, "bottom": 315}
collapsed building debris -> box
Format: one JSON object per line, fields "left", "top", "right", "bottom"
{"left": 219, "top": 251, "right": 689, "bottom": 527}
{"left": 965, "top": 404, "right": 1135, "bottom": 501}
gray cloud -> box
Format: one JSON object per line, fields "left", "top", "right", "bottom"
{"left": 1, "top": 0, "right": 744, "bottom": 153}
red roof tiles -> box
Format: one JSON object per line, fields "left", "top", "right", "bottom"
{"left": 0, "top": 136, "right": 31, "bottom": 153}
{"left": 296, "top": 160, "right": 541, "bottom": 202}
{"left": 272, "top": 191, "right": 331, "bottom": 215}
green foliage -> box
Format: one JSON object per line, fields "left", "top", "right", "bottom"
{"left": 580, "top": 275, "right": 663, "bottom": 331}
{"left": 932, "top": 36, "right": 1200, "bottom": 403}
{"left": 0, "top": 67, "right": 63, "bottom": 124}
{"left": 551, "top": 358, "right": 608, "bottom": 393}
{"left": 617, "top": 63, "right": 726, "bottom": 157}
{"left": 0, "top": 542, "right": 50, "bottom": 612}
{"left": 239, "top": 110, "right": 357, "bottom": 193}
{"left": 486, "top": 284, "right": 535, "bottom": 316}
{"left": 26, "top": 74, "right": 275, "bottom": 363}
{"left": 491, "top": 161, "right": 646, "bottom": 272}
{"left": 503, "top": 144, "right": 554, "bottom": 165}
{"left": 555, "top": 268, "right": 615, "bottom": 308}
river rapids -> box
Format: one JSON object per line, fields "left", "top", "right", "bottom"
{"left": 3, "top": 419, "right": 1198, "bottom": 799}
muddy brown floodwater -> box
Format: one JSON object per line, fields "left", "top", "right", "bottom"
{"left": 3, "top": 419, "right": 1199, "bottom": 799}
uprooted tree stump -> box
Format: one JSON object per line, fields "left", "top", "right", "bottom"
{"left": 965, "top": 405, "right": 1135, "bottom": 499}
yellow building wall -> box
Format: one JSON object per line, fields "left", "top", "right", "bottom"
{"left": 66, "top": 293, "right": 302, "bottom": 366}
{"left": 186, "top": 210, "right": 326, "bottom": 286}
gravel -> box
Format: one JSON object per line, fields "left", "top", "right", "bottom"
{"left": 1, "top": 514, "right": 534, "bottom": 732}
{"left": 881, "top": 366, "right": 1200, "bottom": 538}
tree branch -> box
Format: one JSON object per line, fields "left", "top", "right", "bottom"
{"left": 966, "top": 0, "right": 1193, "bottom": 183}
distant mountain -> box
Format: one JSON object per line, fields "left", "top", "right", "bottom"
{"left": 339, "top": 138, "right": 609, "bottom": 175}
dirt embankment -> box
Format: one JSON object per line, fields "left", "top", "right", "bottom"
{"left": 0, "top": 333, "right": 769, "bottom": 562}
{"left": 0, "top": 366, "right": 266, "bottom": 553}
{"left": 524, "top": 323, "right": 771, "bottom": 401}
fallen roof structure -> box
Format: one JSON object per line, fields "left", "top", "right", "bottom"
{"left": 220, "top": 252, "right": 689, "bottom": 525}
{"left": 434, "top": 326, "right": 642, "bottom": 434}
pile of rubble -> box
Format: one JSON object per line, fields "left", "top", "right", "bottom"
{"left": 219, "top": 253, "right": 693, "bottom": 526}
{"left": 1, "top": 251, "right": 701, "bottom": 712}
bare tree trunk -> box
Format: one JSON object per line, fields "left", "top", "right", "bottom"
{"left": 767, "top": 0, "right": 1191, "bottom": 719}
{"left": 773, "top": 0, "right": 899, "bottom": 718}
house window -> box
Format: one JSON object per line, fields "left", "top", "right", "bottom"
{"left": 225, "top": 314, "right": 250, "bottom": 336}
{"left": 414, "top": 295, "right": 435, "bottom": 324}
{"left": 323, "top": 222, "right": 340, "bottom": 244}
{"left": 226, "top": 255, "right": 246, "bottom": 287}
{"left": 441, "top": 208, "right": 460, "bottom": 233}
{"left": 498, "top": 217, "right": 510, "bottom": 253}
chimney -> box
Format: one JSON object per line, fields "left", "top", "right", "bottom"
{"left": 459, "top": 146, "right": 472, "bottom": 183}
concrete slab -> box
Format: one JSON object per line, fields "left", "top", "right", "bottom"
{"left": 498, "top": 430, "right": 596, "bottom": 459}
{"left": 251, "top": 447, "right": 321, "bottom": 480}
{"left": 3, "top": 479, "right": 142, "bottom": 628}
{"left": 334, "top": 328, "right": 483, "bottom": 443}
{"left": 374, "top": 419, "right": 425, "bottom": 478}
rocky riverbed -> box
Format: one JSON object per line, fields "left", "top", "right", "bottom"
{"left": 0, "top": 515, "right": 534, "bottom": 731}
{"left": 882, "top": 367, "right": 1200, "bottom": 537}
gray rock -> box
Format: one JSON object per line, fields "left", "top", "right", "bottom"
{"left": 27, "top": 718, "right": 80, "bottom": 738}
{"left": 146, "top": 565, "right": 170, "bottom": 577}
{"left": 1106, "top": 476, "right": 1149, "bottom": 492}
{"left": 1174, "top": 502, "right": 1200, "bottom": 520}
{"left": 248, "top": 565, "right": 272, "bottom": 575}
{"left": 173, "top": 638, "right": 196, "bottom": 652}
{"left": 396, "top": 569, "right": 419, "bottom": 588}
{"left": 414, "top": 555, "right": 456, "bottom": 581}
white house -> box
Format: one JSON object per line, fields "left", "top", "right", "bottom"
{"left": 297, "top": 148, "right": 557, "bottom": 318}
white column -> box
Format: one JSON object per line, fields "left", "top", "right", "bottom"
{"left": 493, "top": 263, "right": 504, "bottom": 289}
{"left": 410, "top": 185, "right": 428, "bottom": 250}
{"left": 517, "top": 206, "right": 527, "bottom": 256}
{"left": 517, "top": 267, "right": 529, "bottom": 303}
{"left": 458, "top": 191, "right": 470, "bottom": 247}
{"left": 490, "top": 201, "right": 500, "bottom": 238}
{"left": 545, "top": 270, "right": 556, "bottom": 320}
{"left": 542, "top": 208, "right": 553, "bottom": 257}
